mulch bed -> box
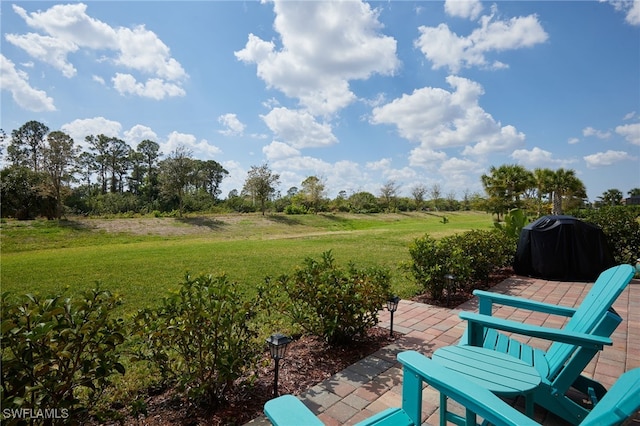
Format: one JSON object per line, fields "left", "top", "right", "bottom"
{"left": 112, "top": 268, "right": 513, "bottom": 425}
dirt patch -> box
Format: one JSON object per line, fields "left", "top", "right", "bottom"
{"left": 104, "top": 329, "right": 395, "bottom": 426}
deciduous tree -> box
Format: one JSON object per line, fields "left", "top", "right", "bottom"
{"left": 242, "top": 164, "right": 280, "bottom": 215}
{"left": 159, "top": 145, "right": 194, "bottom": 217}
{"left": 8, "top": 120, "right": 49, "bottom": 171}
{"left": 42, "top": 131, "right": 77, "bottom": 218}
{"left": 301, "top": 175, "right": 326, "bottom": 213}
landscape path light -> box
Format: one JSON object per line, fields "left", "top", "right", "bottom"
{"left": 386, "top": 296, "right": 400, "bottom": 337}
{"left": 266, "top": 333, "right": 292, "bottom": 397}
{"left": 444, "top": 274, "right": 457, "bottom": 306}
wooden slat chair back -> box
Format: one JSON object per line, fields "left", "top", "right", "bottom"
{"left": 545, "top": 265, "right": 630, "bottom": 378}
{"left": 460, "top": 264, "right": 635, "bottom": 424}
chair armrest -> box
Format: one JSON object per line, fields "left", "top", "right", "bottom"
{"left": 473, "top": 290, "right": 577, "bottom": 317}
{"left": 398, "top": 351, "right": 539, "bottom": 426}
{"left": 460, "top": 312, "right": 612, "bottom": 348}
{"left": 264, "top": 395, "right": 324, "bottom": 426}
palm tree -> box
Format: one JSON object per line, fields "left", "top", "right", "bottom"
{"left": 550, "top": 168, "right": 586, "bottom": 215}
{"left": 598, "top": 189, "right": 623, "bottom": 206}
{"left": 532, "top": 168, "right": 554, "bottom": 216}
{"left": 481, "top": 164, "right": 533, "bottom": 219}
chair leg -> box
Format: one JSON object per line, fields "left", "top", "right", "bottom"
{"left": 533, "top": 387, "right": 590, "bottom": 425}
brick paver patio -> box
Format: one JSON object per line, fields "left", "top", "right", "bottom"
{"left": 247, "top": 275, "right": 640, "bottom": 425}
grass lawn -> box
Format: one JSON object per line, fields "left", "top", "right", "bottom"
{"left": 1, "top": 211, "right": 494, "bottom": 316}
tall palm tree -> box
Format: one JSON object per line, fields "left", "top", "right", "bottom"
{"left": 532, "top": 168, "right": 554, "bottom": 216}
{"left": 550, "top": 168, "right": 586, "bottom": 215}
{"left": 481, "top": 164, "right": 533, "bottom": 219}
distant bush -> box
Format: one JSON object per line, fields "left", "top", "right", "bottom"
{"left": 1, "top": 288, "right": 126, "bottom": 424}
{"left": 132, "top": 273, "right": 261, "bottom": 406}
{"left": 262, "top": 251, "right": 391, "bottom": 345}
{"left": 576, "top": 206, "right": 640, "bottom": 265}
{"left": 284, "top": 204, "right": 307, "bottom": 215}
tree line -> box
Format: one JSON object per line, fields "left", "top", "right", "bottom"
{"left": 1, "top": 120, "right": 638, "bottom": 219}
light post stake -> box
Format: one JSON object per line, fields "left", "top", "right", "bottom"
{"left": 266, "top": 333, "right": 292, "bottom": 397}
{"left": 386, "top": 296, "right": 400, "bottom": 337}
{"left": 444, "top": 274, "right": 456, "bottom": 306}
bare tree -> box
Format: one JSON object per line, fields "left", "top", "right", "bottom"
{"left": 380, "top": 180, "right": 400, "bottom": 212}
{"left": 411, "top": 184, "right": 427, "bottom": 211}
{"left": 429, "top": 183, "right": 442, "bottom": 211}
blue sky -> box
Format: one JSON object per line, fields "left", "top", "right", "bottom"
{"left": 1, "top": 0, "right": 639, "bottom": 201}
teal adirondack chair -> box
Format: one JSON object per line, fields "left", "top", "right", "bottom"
{"left": 263, "top": 351, "right": 640, "bottom": 426}
{"left": 457, "top": 264, "right": 635, "bottom": 424}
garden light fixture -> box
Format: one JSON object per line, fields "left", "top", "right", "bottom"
{"left": 266, "top": 333, "right": 292, "bottom": 397}
{"left": 387, "top": 296, "right": 400, "bottom": 337}
{"left": 444, "top": 274, "right": 456, "bottom": 306}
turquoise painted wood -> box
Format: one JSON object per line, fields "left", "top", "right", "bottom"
{"left": 457, "top": 264, "right": 635, "bottom": 425}
{"left": 432, "top": 346, "right": 540, "bottom": 396}
{"left": 263, "top": 395, "right": 324, "bottom": 426}
{"left": 263, "top": 350, "right": 639, "bottom": 426}
{"left": 353, "top": 408, "right": 413, "bottom": 426}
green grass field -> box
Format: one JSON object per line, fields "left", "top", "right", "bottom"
{"left": 1, "top": 211, "right": 494, "bottom": 315}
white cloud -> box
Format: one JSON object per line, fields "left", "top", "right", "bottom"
{"left": 371, "top": 75, "right": 524, "bottom": 155}
{"left": 235, "top": 0, "right": 399, "bottom": 115}
{"left": 8, "top": 3, "right": 187, "bottom": 100}
{"left": 165, "top": 131, "right": 221, "bottom": 159}
{"left": 261, "top": 107, "right": 337, "bottom": 148}
{"left": 115, "top": 25, "right": 186, "bottom": 81}
{"left": 124, "top": 125, "right": 159, "bottom": 146}
{"left": 408, "top": 147, "right": 448, "bottom": 170}
{"left": 511, "top": 147, "right": 575, "bottom": 168}
{"left": 623, "top": 111, "right": 636, "bottom": 120}
{"left": 61, "top": 117, "right": 122, "bottom": 148}
{"left": 439, "top": 156, "right": 482, "bottom": 191}
{"left": 366, "top": 158, "right": 392, "bottom": 171}
{"left": 615, "top": 122, "right": 640, "bottom": 145}
{"left": 112, "top": 73, "right": 185, "bottom": 99}
{"left": 444, "top": 0, "right": 483, "bottom": 20}
{"left": 5, "top": 32, "right": 79, "bottom": 78}
{"left": 415, "top": 7, "right": 548, "bottom": 73}
{"left": 568, "top": 137, "right": 580, "bottom": 145}
{"left": 627, "top": 0, "right": 640, "bottom": 25}
{"left": 11, "top": 4, "right": 118, "bottom": 49}
{"left": 262, "top": 141, "right": 301, "bottom": 160}
{"left": 270, "top": 155, "right": 376, "bottom": 196}
{"left": 603, "top": 0, "right": 640, "bottom": 25}
{"left": 584, "top": 150, "right": 635, "bottom": 168}
{"left": 217, "top": 113, "right": 246, "bottom": 136}
{"left": 582, "top": 126, "right": 611, "bottom": 139}
{"left": 0, "top": 54, "right": 55, "bottom": 112}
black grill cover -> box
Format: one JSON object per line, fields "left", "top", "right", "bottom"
{"left": 514, "top": 215, "right": 616, "bottom": 281}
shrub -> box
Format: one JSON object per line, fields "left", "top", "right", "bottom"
{"left": 1, "top": 288, "right": 126, "bottom": 424}
{"left": 408, "top": 234, "right": 470, "bottom": 300}
{"left": 575, "top": 206, "right": 640, "bottom": 265}
{"left": 494, "top": 208, "right": 529, "bottom": 241}
{"left": 132, "top": 273, "right": 261, "bottom": 406}
{"left": 284, "top": 204, "right": 307, "bottom": 215}
{"left": 455, "top": 229, "right": 515, "bottom": 286}
{"left": 263, "top": 251, "right": 391, "bottom": 345}
{"left": 408, "top": 230, "right": 515, "bottom": 300}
